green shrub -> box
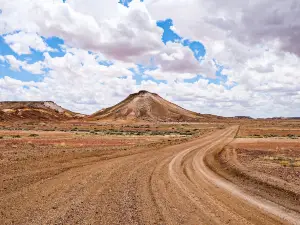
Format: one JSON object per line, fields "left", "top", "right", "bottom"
{"left": 12, "top": 135, "right": 21, "bottom": 138}
{"left": 280, "top": 160, "right": 289, "bottom": 167}
{"left": 71, "top": 127, "right": 78, "bottom": 131}
{"left": 287, "top": 134, "right": 297, "bottom": 139}
{"left": 29, "top": 134, "right": 39, "bottom": 137}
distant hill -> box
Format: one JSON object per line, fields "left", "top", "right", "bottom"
{"left": 0, "top": 101, "right": 83, "bottom": 121}
{"left": 89, "top": 90, "right": 222, "bottom": 122}
{"left": 266, "top": 117, "right": 300, "bottom": 120}
{"left": 234, "top": 116, "right": 253, "bottom": 119}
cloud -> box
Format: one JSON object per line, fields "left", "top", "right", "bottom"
{"left": 3, "top": 31, "right": 54, "bottom": 55}
{"left": 0, "top": 0, "right": 216, "bottom": 77}
{"left": 43, "top": 47, "right": 134, "bottom": 79}
{"left": 145, "top": 69, "right": 196, "bottom": 82}
{"left": 146, "top": 0, "right": 300, "bottom": 89}
{"left": 0, "top": 76, "right": 39, "bottom": 101}
{"left": 0, "top": 0, "right": 163, "bottom": 61}
{"left": 237, "top": 0, "right": 300, "bottom": 57}
{"left": 1, "top": 55, "right": 45, "bottom": 74}
{"left": 154, "top": 42, "right": 216, "bottom": 77}
{"left": 0, "top": 47, "right": 138, "bottom": 114}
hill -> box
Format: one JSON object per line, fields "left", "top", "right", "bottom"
{"left": 0, "top": 101, "right": 82, "bottom": 121}
{"left": 89, "top": 90, "right": 220, "bottom": 122}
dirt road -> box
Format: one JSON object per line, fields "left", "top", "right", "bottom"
{"left": 1, "top": 126, "right": 299, "bottom": 224}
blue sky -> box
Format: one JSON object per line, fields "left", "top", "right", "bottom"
{"left": 0, "top": 36, "right": 43, "bottom": 82}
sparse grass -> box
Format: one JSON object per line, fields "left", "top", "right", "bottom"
{"left": 66, "top": 128, "right": 197, "bottom": 136}
{"left": 236, "top": 134, "right": 263, "bottom": 138}
{"left": 251, "top": 134, "right": 263, "bottom": 138}
{"left": 92, "top": 129, "right": 195, "bottom": 136}
{"left": 42, "top": 129, "right": 56, "bottom": 131}
{"left": 54, "top": 142, "right": 67, "bottom": 148}
{"left": 12, "top": 135, "right": 21, "bottom": 138}
{"left": 25, "top": 122, "right": 35, "bottom": 125}
{"left": 78, "top": 129, "right": 90, "bottom": 132}
{"left": 279, "top": 160, "right": 290, "bottom": 167}
{"left": 294, "top": 161, "right": 300, "bottom": 167}
{"left": 237, "top": 133, "right": 299, "bottom": 138}
{"left": 287, "top": 134, "right": 298, "bottom": 139}
{"left": 264, "top": 134, "right": 279, "bottom": 137}
{"left": 263, "top": 155, "right": 300, "bottom": 167}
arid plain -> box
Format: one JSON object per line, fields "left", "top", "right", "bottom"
{"left": 1, "top": 91, "right": 300, "bottom": 224}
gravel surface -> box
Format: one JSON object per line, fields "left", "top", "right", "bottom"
{"left": 1, "top": 127, "right": 299, "bottom": 224}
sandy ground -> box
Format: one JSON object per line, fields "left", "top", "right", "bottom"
{"left": 214, "top": 138, "right": 300, "bottom": 220}
{"left": 1, "top": 126, "right": 299, "bottom": 224}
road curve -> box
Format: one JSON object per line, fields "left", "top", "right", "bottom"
{"left": 1, "top": 126, "right": 299, "bottom": 224}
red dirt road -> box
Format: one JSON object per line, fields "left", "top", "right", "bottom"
{"left": 1, "top": 126, "right": 299, "bottom": 224}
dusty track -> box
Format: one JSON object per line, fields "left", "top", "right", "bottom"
{"left": 1, "top": 126, "right": 299, "bottom": 224}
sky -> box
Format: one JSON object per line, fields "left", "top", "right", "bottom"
{"left": 0, "top": 0, "right": 300, "bottom": 118}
